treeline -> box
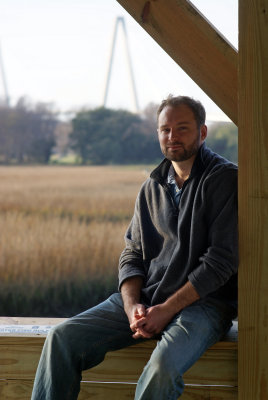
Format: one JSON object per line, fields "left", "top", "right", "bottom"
{"left": 70, "top": 105, "right": 161, "bottom": 164}
{"left": 206, "top": 121, "right": 238, "bottom": 164}
{"left": 0, "top": 100, "right": 238, "bottom": 165}
{"left": 0, "top": 98, "right": 57, "bottom": 164}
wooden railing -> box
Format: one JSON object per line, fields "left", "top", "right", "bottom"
{"left": 0, "top": 317, "right": 238, "bottom": 399}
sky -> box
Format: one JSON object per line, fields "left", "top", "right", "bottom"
{"left": 0, "top": 0, "right": 238, "bottom": 121}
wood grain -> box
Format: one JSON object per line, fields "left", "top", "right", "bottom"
{"left": 0, "top": 319, "right": 237, "bottom": 400}
{"left": 116, "top": 0, "right": 238, "bottom": 124}
{"left": 0, "top": 337, "right": 237, "bottom": 385}
{"left": 0, "top": 321, "right": 237, "bottom": 387}
{"left": 238, "top": 1, "right": 268, "bottom": 399}
{"left": 84, "top": 343, "right": 237, "bottom": 386}
{"left": 0, "top": 380, "right": 237, "bottom": 400}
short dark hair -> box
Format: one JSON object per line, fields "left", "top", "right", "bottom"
{"left": 157, "top": 95, "right": 206, "bottom": 128}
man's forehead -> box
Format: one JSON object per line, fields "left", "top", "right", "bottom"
{"left": 158, "top": 104, "right": 195, "bottom": 124}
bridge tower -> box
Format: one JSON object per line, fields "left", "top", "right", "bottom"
{"left": 103, "top": 16, "right": 139, "bottom": 113}
{"left": 0, "top": 42, "right": 10, "bottom": 107}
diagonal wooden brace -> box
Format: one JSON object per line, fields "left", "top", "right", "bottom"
{"left": 117, "top": 0, "right": 238, "bottom": 124}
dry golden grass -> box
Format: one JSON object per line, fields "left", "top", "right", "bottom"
{"left": 0, "top": 165, "right": 150, "bottom": 316}
{"left": 0, "top": 166, "right": 147, "bottom": 220}
{"left": 0, "top": 213, "right": 126, "bottom": 284}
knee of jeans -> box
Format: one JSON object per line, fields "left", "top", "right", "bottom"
{"left": 46, "top": 321, "right": 73, "bottom": 349}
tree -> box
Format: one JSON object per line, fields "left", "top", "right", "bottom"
{"left": 206, "top": 122, "right": 238, "bottom": 163}
{"left": 26, "top": 102, "right": 57, "bottom": 163}
{"left": 0, "top": 98, "right": 57, "bottom": 164}
{"left": 70, "top": 107, "right": 162, "bottom": 165}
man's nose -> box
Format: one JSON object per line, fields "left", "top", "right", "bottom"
{"left": 168, "top": 129, "right": 177, "bottom": 140}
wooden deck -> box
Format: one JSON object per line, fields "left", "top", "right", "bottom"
{"left": 0, "top": 317, "right": 238, "bottom": 399}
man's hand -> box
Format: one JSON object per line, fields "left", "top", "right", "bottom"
{"left": 130, "top": 303, "right": 175, "bottom": 339}
{"left": 128, "top": 281, "right": 200, "bottom": 339}
{"left": 124, "top": 302, "right": 146, "bottom": 328}
{"left": 124, "top": 303, "right": 147, "bottom": 339}
{"left": 121, "top": 277, "right": 200, "bottom": 340}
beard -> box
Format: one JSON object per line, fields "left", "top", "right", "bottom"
{"left": 161, "top": 139, "right": 201, "bottom": 162}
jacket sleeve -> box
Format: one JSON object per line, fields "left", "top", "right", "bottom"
{"left": 188, "top": 167, "right": 238, "bottom": 298}
{"left": 118, "top": 190, "right": 146, "bottom": 290}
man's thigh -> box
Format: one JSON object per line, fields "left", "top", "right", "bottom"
{"left": 49, "top": 293, "right": 138, "bottom": 370}
{"left": 148, "top": 300, "right": 233, "bottom": 376}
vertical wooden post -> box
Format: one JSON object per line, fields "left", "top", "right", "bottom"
{"left": 238, "top": 1, "right": 268, "bottom": 399}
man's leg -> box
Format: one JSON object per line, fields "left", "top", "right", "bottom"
{"left": 135, "top": 299, "right": 235, "bottom": 400}
{"left": 31, "top": 293, "right": 137, "bottom": 400}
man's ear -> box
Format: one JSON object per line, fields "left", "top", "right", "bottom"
{"left": 200, "top": 125, "right": 207, "bottom": 142}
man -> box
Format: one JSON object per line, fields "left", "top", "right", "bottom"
{"left": 32, "top": 95, "right": 238, "bottom": 400}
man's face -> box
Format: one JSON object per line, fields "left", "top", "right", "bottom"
{"left": 157, "top": 104, "right": 207, "bottom": 162}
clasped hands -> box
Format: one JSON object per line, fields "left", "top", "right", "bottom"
{"left": 129, "top": 303, "right": 175, "bottom": 339}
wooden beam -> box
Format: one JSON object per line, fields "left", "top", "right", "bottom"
{"left": 116, "top": 0, "right": 238, "bottom": 124}
{"left": 0, "top": 318, "right": 237, "bottom": 399}
{"left": 238, "top": 1, "right": 268, "bottom": 399}
{"left": 0, "top": 328, "right": 237, "bottom": 385}
{"left": 0, "top": 380, "right": 238, "bottom": 400}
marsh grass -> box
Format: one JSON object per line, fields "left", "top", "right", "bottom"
{"left": 0, "top": 166, "right": 149, "bottom": 316}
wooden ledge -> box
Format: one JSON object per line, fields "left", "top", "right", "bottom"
{"left": 0, "top": 316, "right": 237, "bottom": 345}
{"left": 0, "top": 317, "right": 238, "bottom": 399}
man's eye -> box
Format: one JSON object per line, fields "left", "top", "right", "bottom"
{"left": 177, "top": 127, "right": 188, "bottom": 133}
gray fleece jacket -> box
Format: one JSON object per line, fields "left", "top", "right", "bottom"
{"left": 118, "top": 143, "right": 238, "bottom": 310}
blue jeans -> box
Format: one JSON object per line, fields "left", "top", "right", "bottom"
{"left": 31, "top": 293, "right": 234, "bottom": 400}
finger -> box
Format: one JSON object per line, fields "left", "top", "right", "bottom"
{"left": 132, "top": 317, "right": 156, "bottom": 333}
{"left": 135, "top": 304, "right": 146, "bottom": 318}
{"left": 132, "top": 317, "right": 147, "bottom": 328}
{"left": 132, "top": 330, "right": 152, "bottom": 339}
{"left": 132, "top": 331, "right": 143, "bottom": 339}
{"left": 130, "top": 316, "right": 147, "bottom": 331}
{"left": 135, "top": 326, "right": 154, "bottom": 339}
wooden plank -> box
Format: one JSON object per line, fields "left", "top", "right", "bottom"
{"left": 185, "top": 348, "right": 237, "bottom": 386}
{"left": 0, "top": 380, "right": 238, "bottom": 400}
{"left": 116, "top": 0, "right": 238, "bottom": 124}
{"left": 0, "top": 380, "right": 135, "bottom": 400}
{"left": 238, "top": 1, "right": 268, "bottom": 399}
{"left": 0, "top": 335, "right": 237, "bottom": 386}
{"left": 0, "top": 336, "right": 45, "bottom": 380}
{"left": 0, "top": 317, "right": 65, "bottom": 326}
{"left": 85, "top": 344, "right": 237, "bottom": 386}
{"left": 0, "top": 317, "right": 237, "bottom": 342}
{"left": 0, "top": 380, "right": 33, "bottom": 400}
{"left": 75, "top": 382, "right": 239, "bottom": 400}
{"left": 182, "top": 385, "right": 238, "bottom": 400}
{"left": 0, "top": 320, "right": 237, "bottom": 398}
{"left": 0, "top": 319, "right": 237, "bottom": 384}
